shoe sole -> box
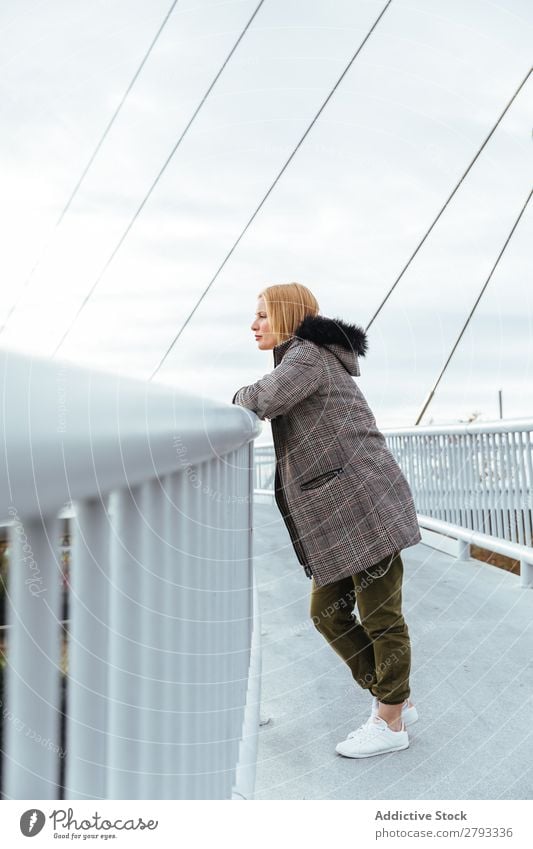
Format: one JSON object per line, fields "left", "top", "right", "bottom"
{"left": 336, "top": 740, "right": 409, "bottom": 758}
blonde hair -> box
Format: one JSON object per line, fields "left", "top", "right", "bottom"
{"left": 259, "top": 283, "right": 320, "bottom": 347}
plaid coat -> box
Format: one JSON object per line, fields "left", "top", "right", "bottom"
{"left": 232, "top": 314, "right": 422, "bottom": 587}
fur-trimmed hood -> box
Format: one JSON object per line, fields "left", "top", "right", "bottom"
{"left": 293, "top": 314, "right": 368, "bottom": 376}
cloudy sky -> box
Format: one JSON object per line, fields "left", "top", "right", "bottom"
{"left": 1, "top": 0, "right": 531, "bottom": 442}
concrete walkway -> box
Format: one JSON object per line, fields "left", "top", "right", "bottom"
{"left": 252, "top": 498, "right": 533, "bottom": 800}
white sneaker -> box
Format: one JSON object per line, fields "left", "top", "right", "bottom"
{"left": 371, "top": 696, "right": 418, "bottom": 727}
{"left": 336, "top": 714, "right": 409, "bottom": 758}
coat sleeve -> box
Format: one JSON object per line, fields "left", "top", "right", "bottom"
{"left": 231, "top": 344, "right": 323, "bottom": 421}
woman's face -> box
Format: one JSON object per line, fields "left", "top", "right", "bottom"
{"left": 251, "top": 296, "right": 277, "bottom": 350}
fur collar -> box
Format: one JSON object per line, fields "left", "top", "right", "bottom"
{"left": 294, "top": 314, "right": 368, "bottom": 356}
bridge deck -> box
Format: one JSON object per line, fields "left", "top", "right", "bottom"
{"left": 252, "top": 498, "right": 533, "bottom": 800}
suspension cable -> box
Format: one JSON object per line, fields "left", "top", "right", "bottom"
{"left": 50, "top": 0, "right": 268, "bottom": 358}
{"left": 365, "top": 65, "right": 532, "bottom": 333}
{"left": 415, "top": 186, "right": 532, "bottom": 425}
{"left": 0, "top": 0, "right": 182, "bottom": 335}
{"left": 147, "top": 0, "right": 394, "bottom": 381}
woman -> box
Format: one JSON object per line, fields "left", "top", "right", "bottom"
{"left": 232, "top": 282, "right": 422, "bottom": 759}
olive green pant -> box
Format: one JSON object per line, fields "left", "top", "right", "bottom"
{"left": 309, "top": 551, "right": 411, "bottom": 705}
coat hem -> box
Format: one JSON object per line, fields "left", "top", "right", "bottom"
{"left": 308, "top": 531, "right": 422, "bottom": 589}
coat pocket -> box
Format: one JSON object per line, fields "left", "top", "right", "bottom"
{"left": 299, "top": 467, "right": 344, "bottom": 491}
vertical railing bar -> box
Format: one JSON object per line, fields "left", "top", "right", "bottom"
{"left": 472, "top": 433, "right": 485, "bottom": 533}
{"left": 463, "top": 433, "right": 471, "bottom": 529}
{"left": 432, "top": 434, "right": 438, "bottom": 521}
{"left": 4, "top": 515, "right": 63, "bottom": 800}
{"left": 421, "top": 435, "right": 430, "bottom": 518}
{"left": 493, "top": 432, "right": 504, "bottom": 540}
{"left": 189, "top": 460, "right": 208, "bottom": 801}
{"left": 502, "top": 431, "right": 515, "bottom": 543}
{"left": 523, "top": 430, "right": 533, "bottom": 547}
{"left": 216, "top": 456, "right": 228, "bottom": 798}
{"left": 484, "top": 430, "right": 492, "bottom": 534}
{"left": 212, "top": 457, "right": 225, "bottom": 798}
{"left": 165, "top": 468, "right": 189, "bottom": 800}
{"left": 510, "top": 431, "right": 524, "bottom": 546}
{"left": 459, "top": 434, "right": 468, "bottom": 529}
{"left": 406, "top": 435, "right": 415, "bottom": 500}
{"left": 161, "top": 472, "right": 173, "bottom": 799}
{"left": 227, "top": 450, "right": 239, "bottom": 786}
{"left": 417, "top": 434, "right": 424, "bottom": 512}
{"left": 237, "top": 444, "right": 249, "bottom": 765}
{"left": 515, "top": 430, "right": 529, "bottom": 546}
{"left": 65, "top": 497, "right": 110, "bottom": 800}
{"left": 450, "top": 434, "right": 459, "bottom": 526}
{"left": 498, "top": 431, "right": 507, "bottom": 539}
{"left": 165, "top": 467, "right": 183, "bottom": 800}
{"left": 221, "top": 454, "right": 232, "bottom": 799}
{"left": 222, "top": 453, "right": 238, "bottom": 797}
{"left": 138, "top": 478, "right": 168, "bottom": 800}
{"left": 487, "top": 432, "right": 496, "bottom": 538}
{"left": 442, "top": 433, "right": 450, "bottom": 523}
{"left": 499, "top": 430, "right": 511, "bottom": 542}
{"left": 428, "top": 434, "right": 435, "bottom": 520}
{"left": 487, "top": 431, "right": 494, "bottom": 536}
{"left": 450, "top": 433, "right": 456, "bottom": 524}
{"left": 403, "top": 435, "right": 415, "bottom": 508}
{"left": 443, "top": 434, "right": 451, "bottom": 524}
{"left": 464, "top": 433, "right": 475, "bottom": 532}
{"left": 106, "top": 485, "right": 144, "bottom": 799}
{"left": 203, "top": 459, "right": 217, "bottom": 800}
{"left": 227, "top": 452, "right": 239, "bottom": 797}
{"left": 410, "top": 436, "right": 421, "bottom": 514}
{"left": 451, "top": 433, "right": 458, "bottom": 525}
{"left": 480, "top": 432, "right": 489, "bottom": 535}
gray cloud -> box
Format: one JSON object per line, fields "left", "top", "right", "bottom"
{"left": 0, "top": 0, "right": 531, "bottom": 429}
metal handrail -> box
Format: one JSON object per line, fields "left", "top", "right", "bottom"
{"left": 0, "top": 348, "right": 262, "bottom": 800}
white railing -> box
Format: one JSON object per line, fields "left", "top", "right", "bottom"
{"left": 254, "top": 419, "right": 533, "bottom": 586}
{"left": 0, "top": 349, "right": 262, "bottom": 800}
{"left": 385, "top": 420, "right": 533, "bottom": 545}
{"left": 254, "top": 445, "right": 277, "bottom": 492}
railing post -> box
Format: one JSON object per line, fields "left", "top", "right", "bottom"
{"left": 457, "top": 539, "right": 470, "bottom": 561}
{"left": 520, "top": 560, "right": 533, "bottom": 589}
